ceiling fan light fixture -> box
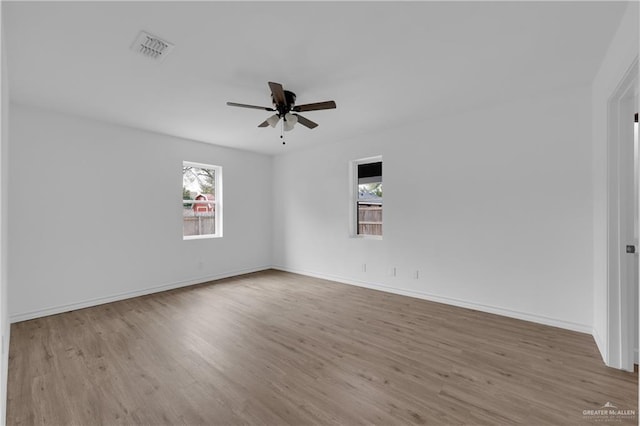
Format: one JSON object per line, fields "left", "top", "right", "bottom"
{"left": 266, "top": 114, "right": 280, "bottom": 128}
{"left": 227, "top": 81, "right": 336, "bottom": 134}
{"left": 283, "top": 113, "right": 298, "bottom": 132}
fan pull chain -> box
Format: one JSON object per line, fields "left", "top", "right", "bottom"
{"left": 280, "top": 120, "right": 285, "bottom": 145}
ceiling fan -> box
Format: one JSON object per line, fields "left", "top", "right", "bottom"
{"left": 227, "top": 82, "right": 336, "bottom": 131}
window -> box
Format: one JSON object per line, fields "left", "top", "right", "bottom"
{"left": 351, "top": 157, "right": 382, "bottom": 237}
{"left": 182, "top": 161, "right": 222, "bottom": 239}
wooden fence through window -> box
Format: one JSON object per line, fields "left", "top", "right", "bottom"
{"left": 183, "top": 212, "right": 215, "bottom": 236}
{"left": 358, "top": 205, "right": 382, "bottom": 236}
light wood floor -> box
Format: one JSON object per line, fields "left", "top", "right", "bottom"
{"left": 7, "top": 270, "right": 638, "bottom": 425}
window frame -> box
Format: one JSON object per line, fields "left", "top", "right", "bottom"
{"left": 349, "top": 156, "right": 383, "bottom": 239}
{"left": 182, "top": 161, "right": 223, "bottom": 240}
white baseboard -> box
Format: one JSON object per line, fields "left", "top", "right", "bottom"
{"left": 9, "top": 264, "right": 595, "bottom": 336}
{"left": 592, "top": 326, "right": 608, "bottom": 364}
{"left": 9, "top": 266, "right": 271, "bottom": 323}
{"left": 273, "top": 265, "right": 593, "bottom": 335}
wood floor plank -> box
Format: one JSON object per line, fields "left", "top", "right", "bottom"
{"left": 6, "top": 270, "right": 638, "bottom": 425}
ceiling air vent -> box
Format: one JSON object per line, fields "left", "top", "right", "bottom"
{"left": 130, "top": 31, "right": 174, "bottom": 61}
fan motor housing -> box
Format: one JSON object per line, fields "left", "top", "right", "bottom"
{"left": 284, "top": 90, "right": 296, "bottom": 106}
{"left": 272, "top": 90, "right": 297, "bottom": 114}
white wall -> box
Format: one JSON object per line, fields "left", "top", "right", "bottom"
{"left": 8, "top": 103, "right": 272, "bottom": 321}
{"left": 0, "top": 5, "right": 10, "bottom": 424}
{"left": 591, "top": 1, "right": 639, "bottom": 363}
{"left": 273, "top": 85, "right": 593, "bottom": 332}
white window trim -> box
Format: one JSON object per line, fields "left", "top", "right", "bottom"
{"left": 349, "top": 155, "right": 383, "bottom": 240}
{"left": 183, "top": 161, "right": 223, "bottom": 240}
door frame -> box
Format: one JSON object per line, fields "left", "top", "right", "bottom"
{"left": 606, "top": 56, "right": 638, "bottom": 371}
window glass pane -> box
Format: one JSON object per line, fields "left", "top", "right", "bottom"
{"left": 183, "top": 163, "right": 217, "bottom": 238}
{"left": 356, "top": 160, "right": 382, "bottom": 236}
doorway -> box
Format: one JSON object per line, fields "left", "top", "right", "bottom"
{"left": 634, "top": 111, "right": 639, "bottom": 366}
{"left": 607, "top": 57, "right": 638, "bottom": 372}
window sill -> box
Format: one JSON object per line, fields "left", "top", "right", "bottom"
{"left": 183, "top": 234, "right": 222, "bottom": 240}
{"left": 351, "top": 235, "right": 383, "bottom": 240}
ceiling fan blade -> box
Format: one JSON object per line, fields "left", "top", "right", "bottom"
{"left": 268, "top": 82, "right": 286, "bottom": 106}
{"left": 294, "top": 114, "right": 318, "bottom": 129}
{"left": 258, "top": 120, "right": 270, "bottom": 127}
{"left": 292, "top": 100, "right": 336, "bottom": 112}
{"left": 227, "top": 102, "right": 275, "bottom": 111}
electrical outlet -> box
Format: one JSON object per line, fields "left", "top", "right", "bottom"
{"left": 362, "top": 263, "right": 367, "bottom": 273}
{"left": 414, "top": 270, "right": 420, "bottom": 279}
{"left": 391, "top": 267, "right": 397, "bottom": 277}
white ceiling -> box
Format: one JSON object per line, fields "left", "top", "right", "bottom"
{"left": 4, "top": 1, "right": 628, "bottom": 155}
